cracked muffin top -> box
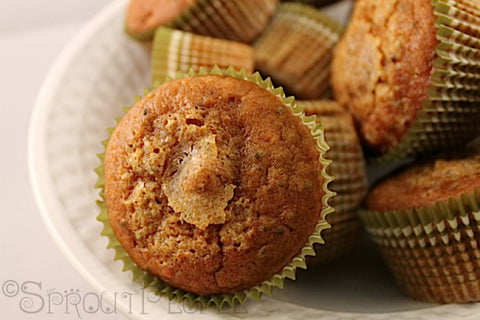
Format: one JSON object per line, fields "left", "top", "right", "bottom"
{"left": 331, "top": 0, "right": 439, "bottom": 153}
{"left": 104, "top": 75, "right": 325, "bottom": 295}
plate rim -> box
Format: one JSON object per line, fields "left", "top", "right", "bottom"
{"left": 26, "top": 0, "right": 144, "bottom": 318}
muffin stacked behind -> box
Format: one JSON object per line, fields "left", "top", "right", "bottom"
{"left": 151, "top": 27, "right": 254, "bottom": 85}
{"left": 126, "top": 0, "right": 279, "bottom": 43}
{"left": 331, "top": 0, "right": 480, "bottom": 304}
{"left": 361, "top": 143, "right": 480, "bottom": 303}
{"left": 332, "top": 0, "right": 480, "bottom": 163}
{"left": 302, "top": 100, "right": 367, "bottom": 264}
{"left": 254, "top": 3, "right": 343, "bottom": 99}
{"left": 126, "top": 0, "right": 196, "bottom": 40}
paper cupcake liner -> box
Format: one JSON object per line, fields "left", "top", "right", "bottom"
{"left": 300, "top": 100, "right": 367, "bottom": 264}
{"left": 151, "top": 27, "right": 254, "bottom": 86}
{"left": 368, "top": 0, "right": 480, "bottom": 164}
{"left": 382, "top": 246, "right": 480, "bottom": 281}
{"left": 167, "top": 0, "right": 278, "bottom": 43}
{"left": 379, "top": 244, "right": 480, "bottom": 303}
{"left": 253, "top": 3, "right": 343, "bottom": 99}
{"left": 94, "top": 66, "right": 335, "bottom": 309}
{"left": 360, "top": 188, "right": 480, "bottom": 303}
{"left": 312, "top": 223, "right": 362, "bottom": 264}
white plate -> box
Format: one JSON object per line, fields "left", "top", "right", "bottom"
{"left": 28, "top": 0, "right": 480, "bottom": 319}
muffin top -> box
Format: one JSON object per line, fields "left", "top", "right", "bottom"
{"left": 104, "top": 75, "right": 325, "bottom": 295}
{"left": 126, "top": 0, "right": 196, "bottom": 38}
{"left": 331, "top": 0, "right": 439, "bottom": 153}
{"left": 366, "top": 145, "right": 480, "bottom": 212}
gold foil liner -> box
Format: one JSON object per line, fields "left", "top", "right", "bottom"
{"left": 95, "top": 66, "right": 335, "bottom": 309}
{"left": 151, "top": 27, "right": 254, "bottom": 86}
{"left": 360, "top": 189, "right": 480, "bottom": 303}
{"left": 369, "top": 0, "right": 480, "bottom": 164}
{"left": 167, "top": 0, "right": 279, "bottom": 43}
{"left": 253, "top": 3, "right": 343, "bottom": 99}
{"left": 301, "top": 100, "right": 367, "bottom": 264}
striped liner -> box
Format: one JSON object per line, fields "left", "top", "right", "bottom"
{"left": 360, "top": 188, "right": 480, "bottom": 303}
{"left": 167, "top": 0, "right": 278, "bottom": 43}
{"left": 151, "top": 27, "right": 254, "bottom": 86}
{"left": 253, "top": 3, "right": 343, "bottom": 99}
{"left": 301, "top": 100, "right": 367, "bottom": 265}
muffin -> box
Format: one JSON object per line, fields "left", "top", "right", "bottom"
{"left": 96, "top": 68, "right": 333, "bottom": 305}
{"left": 331, "top": 0, "right": 480, "bottom": 162}
{"left": 126, "top": 0, "right": 196, "bottom": 40}
{"left": 302, "top": 100, "right": 367, "bottom": 264}
{"left": 126, "top": 0, "right": 279, "bottom": 43}
{"left": 254, "top": 3, "right": 343, "bottom": 99}
{"left": 151, "top": 27, "right": 254, "bottom": 86}
{"left": 361, "top": 142, "right": 480, "bottom": 303}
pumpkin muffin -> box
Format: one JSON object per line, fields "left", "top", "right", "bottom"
{"left": 126, "top": 0, "right": 279, "bottom": 42}
{"left": 151, "top": 27, "right": 254, "bottom": 86}
{"left": 361, "top": 142, "right": 480, "bottom": 303}
{"left": 126, "top": 0, "right": 196, "bottom": 40}
{"left": 102, "top": 73, "right": 331, "bottom": 296}
{"left": 302, "top": 100, "right": 367, "bottom": 264}
{"left": 331, "top": 0, "right": 438, "bottom": 154}
{"left": 254, "top": 3, "right": 343, "bottom": 99}
{"left": 331, "top": 0, "right": 480, "bottom": 161}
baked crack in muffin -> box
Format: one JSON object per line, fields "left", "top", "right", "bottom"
{"left": 100, "top": 70, "right": 333, "bottom": 298}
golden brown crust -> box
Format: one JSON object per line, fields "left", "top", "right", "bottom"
{"left": 104, "top": 75, "right": 324, "bottom": 295}
{"left": 126, "top": 0, "right": 196, "bottom": 37}
{"left": 366, "top": 146, "right": 480, "bottom": 212}
{"left": 331, "top": 0, "right": 439, "bottom": 153}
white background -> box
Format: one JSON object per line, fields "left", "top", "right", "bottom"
{"left": 0, "top": 1, "right": 126, "bottom": 319}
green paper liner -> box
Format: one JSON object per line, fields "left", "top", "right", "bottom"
{"left": 368, "top": 0, "right": 480, "bottom": 164}
{"left": 360, "top": 189, "right": 480, "bottom": 303}
{"left": 167, "top": 0, "right": 278, "bottom": 43}
{"left": 253, "top": 3, "right": 343, "bottom": 100}
{"left": 151, "top": 27, "right": 254, "bottom": 87}
{"left": 95, "top": 66, "right": 335, "bottom": 309}
{"left": 301, "top": 100, "right": 367, "bottom": 265}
